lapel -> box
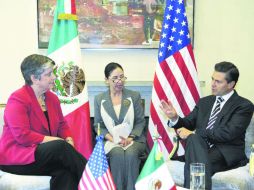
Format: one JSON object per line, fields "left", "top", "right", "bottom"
{"left": 214, "top": 91, "right": 238, "bottom": 127}
{"left": 25, "top": 85, "right": 49, "bottom": 132}
{"left": 44, "top": 91, "right": 56, "bottom": 134}
{"left": 101, "top": 88, "right": 131, "bottom": 124}
{"left": 119, "top": 89, "right": 131, "bottom": 123}
{"left": 204, "top": 96, "right": 217, "bottom": 125}
{"left": 102, "top": 90, "right": 119, "bottom": 123}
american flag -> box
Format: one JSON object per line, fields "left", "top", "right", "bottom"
{"left": 78, "top": 136, "right": 116, "bottom": 190}
{"left": 147, "top": 0, "right": 200, "bottom": 156}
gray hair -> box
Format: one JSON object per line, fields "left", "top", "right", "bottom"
{"left": 21, "top": 54, "right": 55, "bottom": 85}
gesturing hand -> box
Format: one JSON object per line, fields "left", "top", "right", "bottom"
{"left": 160, "top": 99, "right": 178, "bottom": 121}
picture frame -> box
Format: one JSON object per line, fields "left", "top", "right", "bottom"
{"left": 38, "top": 0, "right": 194, "bottom": 49}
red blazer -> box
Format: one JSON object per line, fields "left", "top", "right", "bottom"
{"left": 0, "top": 85, "right": 72, "bottom": 165}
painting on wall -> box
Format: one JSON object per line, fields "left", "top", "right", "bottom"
{"left": 38, "top": 0, "right": 194, "bottom": 49}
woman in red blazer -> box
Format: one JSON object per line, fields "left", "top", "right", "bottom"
{"left": 0, "top": 54, "right": 87, "bottom": 190}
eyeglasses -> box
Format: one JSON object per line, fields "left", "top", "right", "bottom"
{"left": 109, "top": 76, "right": 127, "bottom": 83}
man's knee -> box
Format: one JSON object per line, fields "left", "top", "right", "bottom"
{"left": 186, "top": 133, "right": 198, "bottom": 144}
{"left": 185, "top": 134, "right": 208, "bottom": 153}
{"left": 186, "top": 134, "right": 206, "bottom": 146}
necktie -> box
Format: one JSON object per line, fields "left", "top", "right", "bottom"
{"left": 206, "top": 97, "right": 224, "bottom": 130}
{"left": 206, "top": 97, "right": 224, "bottom": 147}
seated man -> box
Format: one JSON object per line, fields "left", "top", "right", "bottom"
{"left": 160, "top": 61, "right": 254, "bottom": 190}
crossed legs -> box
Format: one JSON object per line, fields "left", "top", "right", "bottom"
{"left": 1, "top": 140, "right": 87, "bottom": 190}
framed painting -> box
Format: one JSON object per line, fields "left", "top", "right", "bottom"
{"left": 38, "top": 0, "right": 194, "bottom": 49}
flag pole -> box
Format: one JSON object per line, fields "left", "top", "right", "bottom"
{"left": 97, "top": 123, "right": 100, "bottom": 136}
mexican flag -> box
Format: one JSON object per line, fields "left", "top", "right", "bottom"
{"left": 135, "top": 139, "right": 177, "bottom": 190}
{"left": 47, "top": 0, "right": 92, "bottom": 159}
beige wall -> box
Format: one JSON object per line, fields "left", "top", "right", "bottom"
{"left": 0, "top": 0, "right": 253, "bottom": 103}
{"left": 195, "top": 0, "right": 254, "bottom": 103}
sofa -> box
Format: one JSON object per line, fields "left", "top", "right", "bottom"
{"left": 0, "top": 104, "right": 253, "bottom": 190}
{"left": 167, "top": 115, "right": 254, "bottom": 190}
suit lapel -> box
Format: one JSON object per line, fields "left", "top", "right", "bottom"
{"left": 118, "top": 89, "right": 131, "bottom": 123}
{"left": 102, "top": 90, "right": 119, "bottom": 123}
{"left": 25, "top": 86, "right": 49, "bottom": 132}
{"left": 101, "top": 89, "right": 131, "bottom": 125}
{"left": 204, "top": 96, "right": 217, "bottom": 126}
{"left": 214, "top": 91, "right": 238, "bottom": 127}
{"left": 44, "top": 91, "right": 57, "bottom": 135}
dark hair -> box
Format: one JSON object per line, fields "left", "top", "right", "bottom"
{"left": 214, "top": 61, "right": 239, "bottom": 85}
{"left": 21, "top": 54, "right": 55, "bottom": 85}
{"left": 104, "top": 62, "right": 123, "bottom": 78}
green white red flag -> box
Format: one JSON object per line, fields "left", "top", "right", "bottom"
{"left": 135, "top": 139, "right": 177, "bottom": 190}
{"left": 47, "top": 0, "right": 92, "bottom": 159}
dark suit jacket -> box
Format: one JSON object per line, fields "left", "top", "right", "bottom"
{"left": 174, "top": 91, "right": 254, "bottom": 166}
{"left": 94, "top": 88, "right": 146, "bottom": 143}
{"left": 0, "top": 85, "right": 71, "bottom": 165}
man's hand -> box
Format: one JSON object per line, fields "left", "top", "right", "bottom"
{"left": 176, "top": 127, "right": 194, "bottom": 139}
{"left": 160, "top": 99, "right": 178, "bottom": 121}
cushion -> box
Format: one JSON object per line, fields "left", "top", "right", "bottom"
{"left": 0, "top": 105, "right": 4, "bottom": 135}
{"left": 167, "top": 160, "right": 184, "bottom": 187}
{"left": 212, "top": 164, "right": 254, "bottom": 190}
{"left": 0, "top": 172, "right": 50, "bottom": 190}
{"left": 245, "top": 116, "right": 254, "bottom": 159}
{"left": 167, "top": 161, "right": 254, "bottom": 190}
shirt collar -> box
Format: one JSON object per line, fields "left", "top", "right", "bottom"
{"left": 217, "top": 90, "right": 234, "bottom": 103}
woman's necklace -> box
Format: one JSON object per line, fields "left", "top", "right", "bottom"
{"left": 38, "top": 94, "right": 46, "bottom": 111}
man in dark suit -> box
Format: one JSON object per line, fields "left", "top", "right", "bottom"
{"left": 160, "top": 61, "right": 254, "bottom": 190}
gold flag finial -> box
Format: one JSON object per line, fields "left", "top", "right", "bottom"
{"left": 58, "top": 13, "right": 78, "bottom": 20}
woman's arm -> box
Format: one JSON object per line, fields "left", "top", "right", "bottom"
{"left": 5, "top": 97, "right": 45, "bottom": 146}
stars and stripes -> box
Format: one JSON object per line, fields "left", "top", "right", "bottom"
{"left": 148, "top": 0, "right": 200, "bottom": 156}
{"left": 78, "top": 136, "right": 116, "bottom": 190}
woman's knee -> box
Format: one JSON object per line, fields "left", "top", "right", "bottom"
{"left": 125, "top": 150, "right": 140, "bottom": 162}
{"left": 49, "top": 140, "right": 69, "bottom": 152}
{"left": 109, "top": 147, "right": 124, "bottom": 157}
{"left": 36, "top": 140, "right": 71, "bottom": 159}
{"left": 108, "top": 147, "right": 124, "bottom": 162}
